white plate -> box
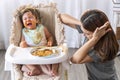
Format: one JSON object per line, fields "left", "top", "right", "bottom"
{"left": 30, "top": 47, "right": 62, "bottom": 58}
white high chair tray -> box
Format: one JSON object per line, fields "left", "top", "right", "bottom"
{"left": 5, "top": 45, "right": 68, "bottom": 64}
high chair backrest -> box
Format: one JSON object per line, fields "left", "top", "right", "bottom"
{"left": 10, "top": 3, "right": 65, "bottom": 46}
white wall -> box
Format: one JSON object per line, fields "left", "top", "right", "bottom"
{"left": 0, "top": 0, "right": 114, "bottom": 49}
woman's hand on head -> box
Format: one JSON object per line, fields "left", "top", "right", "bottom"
{"left": 92, "top": 21, "right": 111, "bottom": 40}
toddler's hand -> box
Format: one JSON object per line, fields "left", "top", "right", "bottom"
{"left": 20, "top": 41, "right": 28, "bottom": 48}
{"left": 47, "top": 41, "right": 52, "bottom": 47}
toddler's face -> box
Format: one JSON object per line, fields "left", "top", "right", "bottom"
{"left": 22, "top": 11, "right": 38, "bottom": 29}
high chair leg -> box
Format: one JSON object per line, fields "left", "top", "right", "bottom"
{"left": 64, "top": 70, "right": 68, "bottom": 80}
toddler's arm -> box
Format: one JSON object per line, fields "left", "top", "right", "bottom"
{"left": 44, "top": 27, "right": 53, "bottom": 47}
{"left": 19, "top": 35, "right": 28, "bottom": 48}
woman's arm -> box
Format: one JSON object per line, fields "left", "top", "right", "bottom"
{"left": 71, "top": 22, "right": 110, "bottom": 64}
{"left": 71, "top": 37, "right": 98, "bottom": 64}
{"left": 59, "top": 14, "right": 81, "bottom": 29}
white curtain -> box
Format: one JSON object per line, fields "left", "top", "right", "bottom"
{"left": 0, "top": 0, "right": 114, "bottom": 49}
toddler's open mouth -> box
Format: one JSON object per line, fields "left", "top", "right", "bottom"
{"left": 27, "top": 23, "right": 32, "bottom": 26}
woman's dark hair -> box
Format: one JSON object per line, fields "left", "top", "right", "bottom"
{"left": 80, "top": 10, "right": 119, "bottom": 62}
{"left": 19, "top": 7, "right": 41, "bottom": 27}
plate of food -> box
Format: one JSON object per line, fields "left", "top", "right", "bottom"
{"left": 30, "top": 47, "right": 61, "bottom": 58}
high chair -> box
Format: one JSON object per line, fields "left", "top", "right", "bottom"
{"left": 5, "top": 3, "right": 68, "bottom": 80}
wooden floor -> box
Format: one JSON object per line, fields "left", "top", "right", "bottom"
{"left": 0, "top": 50, "right": 11, "bottom": 80}
{"left": 0, "top": 50, "right": 120, "bottom": 80}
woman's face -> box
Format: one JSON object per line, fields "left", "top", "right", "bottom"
{"left": 22, "top": 11, "right": 37, "bottom": 29}
{"left": 81, "top": 26, "right": 93, "bottom": 40}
